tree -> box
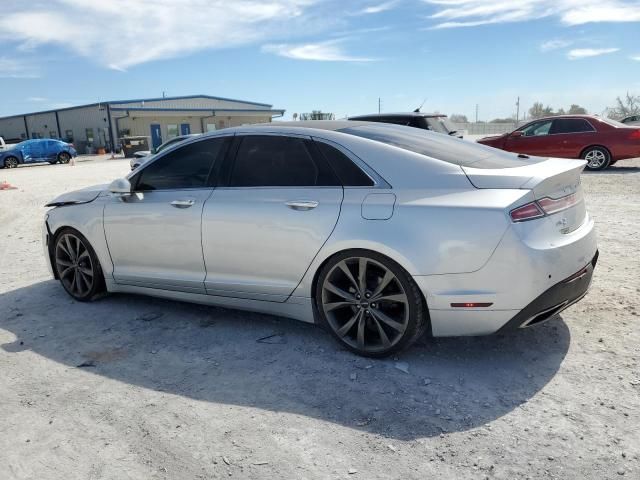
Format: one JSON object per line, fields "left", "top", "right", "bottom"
{"left": 489, "top": 117, "right": 516, "bottom": 123}
{"left": 567, "top": 104, "right": 587, "bottom": 115}
{"left": 606, "top": 92, "right": 640, "bottom": 119}
{"left": 449, "top": 114, "right": 468, "bottom": 123}
{"left": 529, "top": 102, "right": 554, "bottom": 119}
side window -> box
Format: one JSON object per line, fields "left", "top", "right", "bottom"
{"left": 313, "top": 141, "right": 374, "bottom": 187}
{"left": 135, "top": 138, "right": 226, "bottom": 191}
{"left": 551, "top": 119, "right": 595, "bottom": 134}
{"left": 521, "top": 120, "right": 553, "bottom": 137}
{"left": 228, "top": 135, "right": 339, "bottom": 187}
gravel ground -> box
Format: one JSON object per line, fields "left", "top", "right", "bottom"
{"left": 0, "top": 155, "right": 639, "bottom": 480}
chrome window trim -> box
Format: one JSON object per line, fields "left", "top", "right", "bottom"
{"left": 517, "top": 118, "right": 597, "bottom": 137}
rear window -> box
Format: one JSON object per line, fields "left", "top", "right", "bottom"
{"left": 338, "top": 124, "right": 543, "bottom": 169}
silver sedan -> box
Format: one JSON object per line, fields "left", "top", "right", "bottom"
{"left": 43, "top": 121, "right": 598, "bottom": 357}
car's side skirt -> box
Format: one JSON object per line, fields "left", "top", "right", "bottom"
{"left": 105, "top": 279, "right": 316, "bottom": 324}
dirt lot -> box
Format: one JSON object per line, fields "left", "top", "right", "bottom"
{"left": 1, "top": 155, "right": 639, "bottom": 479}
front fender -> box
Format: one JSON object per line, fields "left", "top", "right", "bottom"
{"left": 45, "top": 199, "right": 113, "bottom": 278}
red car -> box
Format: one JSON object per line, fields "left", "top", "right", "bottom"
{"left": 477, "top": 115, "right": 640, "bottom": 170}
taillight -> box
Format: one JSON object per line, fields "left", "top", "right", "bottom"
{"left": 510, "top": 202, "right": 544, "bottom": 222}
{"left": 510, "top": 192, "right": 580, "bottom": 222}
{"left": 630, "top": 129, "right": 640, "bottom": 140}
{"left": 537, "top": 192, "right": 579, "bottom": 215}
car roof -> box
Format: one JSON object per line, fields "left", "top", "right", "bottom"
{"left": 348, "top": 112, "right": 446, "bottom": 119}
{"left": 527, "top": 114, "right": 600, "bottom": 122}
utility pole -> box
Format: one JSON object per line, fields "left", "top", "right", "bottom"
{"left": 475, "top": 104, "right": 479, "bottom": 123}
{"left": 378, "top": 97, "right": 381, "bottom": 114}
{"left": 515, "top": 96, "right": 520, "bottom": 124}
{"left": 162, "top": 91, "right": 166, "bottom": 98}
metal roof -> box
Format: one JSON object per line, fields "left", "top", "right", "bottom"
{"left": 0, "top": 94, "right": 275, "bottom": 120}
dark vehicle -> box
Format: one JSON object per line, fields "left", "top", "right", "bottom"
{"left": 477, "top": 115, "right": 640, "bottom": 171}
{"left": 0, "top": 139, "right": 77, "bottom": 168}
{"left": 348, "top": 112, "right": 462, "bottom": 137}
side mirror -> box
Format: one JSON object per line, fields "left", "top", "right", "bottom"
{"left": 109, "top": 178, "right": 132, "bottom": 197}
{"left": 510, "top": 130, "right": 523, "bottom": 138}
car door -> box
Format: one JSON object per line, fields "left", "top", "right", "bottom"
{"left": 548, "top": 118, "right": 598, "bottom": 158}
{"left": 20, "top": 140, "right": 35, "bottom": 163}
{"left": 103, "top": 136, "right": 229, "bottom": 293}
{"left": 503, "top": 119, "right": 554, "bottom": 156}
{"left": 201, "top": 133, "right": 344, "bottom": 301}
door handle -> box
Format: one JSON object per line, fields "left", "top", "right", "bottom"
{"left": 285, "top": 200, "right": 319, "bottom": 211}
{"left": 170, "top": 199, "right": 195, "bottom": 208}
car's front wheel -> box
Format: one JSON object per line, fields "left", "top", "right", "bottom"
{"left": 582, "top": 146, "right": 610, "bottom": 171}
{"left": 58, "top": 152, "right": 71, "bottom": 164}
{"left": 3, "top": 156, "right": 19, "bottom": 168}
{"left": 53, "top": 228, "right": 105, "bottom": 301}
{"left": 315, "top": 250, "right": 429, "bottom": 357}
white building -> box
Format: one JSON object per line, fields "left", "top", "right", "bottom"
{"left": 0, "top": 94, "right": 285, "bottom": 153}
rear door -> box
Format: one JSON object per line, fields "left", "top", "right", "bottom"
{"left": 201, "top": 133, "right": 343, "bottom": 301}
{"left": 548, "top": 118, "right": 597, "bottom": 158}
{"left": 504, "top": 119, "right": 556, "bottom": 156}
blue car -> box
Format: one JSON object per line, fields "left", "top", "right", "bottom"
{"left": 0, "top": 139, "right": 77, "bottom": 169}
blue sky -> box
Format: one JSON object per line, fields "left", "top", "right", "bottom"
{"left": 1, "top": 0, "right": 639, "bottom": 121}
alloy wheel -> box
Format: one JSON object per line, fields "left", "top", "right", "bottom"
{"left": 55, "top": 233, "right": 95, "bottom": 298}
{"left": 321, "top": 256, "right": 409, "bottom": 354}
{"left": 5, "top": 157, "right": 18, "bottom": 168}
{"left": 584, "top": 149, "right": 607, "bottom": 169}
{"left": 59, "top": 153, "right": 71, "bottom": 164}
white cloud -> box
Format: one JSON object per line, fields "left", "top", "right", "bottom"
{"left": 540, "top": 39, "right": 573, "bottom": 51}
{"left": 359, "top": 1, "right": 399, "bottom": 14}
{"left": 262, "top": 39, "right": 376, "bottom": 61}
{"left": 567, "top": 47, "right": 619, "bottom": 59}
{"left": 0, "top": 56, "right": 39, "bottom": 78}
{"left": 27, "top": 97, "right": 47, "bottom": 102}
{"left": 0, "top": 0, "right": 338, "bottom": 70}
{"left": 423, "top": 0, "right": 640, "bottom": 28}
{"left": 631, "top": 55, "right": 640, "bottom": 61}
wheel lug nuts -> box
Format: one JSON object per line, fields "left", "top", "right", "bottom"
{"left": 365, "top": 293, "right": 371, "bottom": 298}
{"left": 371, "top": 303, "right": 376, "bottom": 308}
{"left": 356, "top": 294, "right": 361, "bottom": 300}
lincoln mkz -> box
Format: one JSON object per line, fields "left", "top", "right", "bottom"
{"left": 43, "top": 121, "right": 598, "bottom": 356}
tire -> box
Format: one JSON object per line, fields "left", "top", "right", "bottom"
{"left": 314, "top": 249, "right": 429, "bottom": 358}
{"left": 58, "top": 152, "right": 71, "bottom": 164}
{"left": 53, "top": 228, "right": 105, "bottom": 302}
{"left": 581, "top": 146, "right": 611, "bottom": 171}
{"left": 3, "top": 156, "right": 19, "bottom": 168}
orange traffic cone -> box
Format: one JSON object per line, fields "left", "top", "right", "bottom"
{"left": 0, "top": 180, "right": 17, "bottom": 190}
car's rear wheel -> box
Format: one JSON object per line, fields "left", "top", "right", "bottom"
{"left": 315, "top": 250, "right": 428, "bottom": 357}
{"left": 4, "top": 157, "right": 19, "bottom": 168}
{"left": 53, "top": 228, "right": 105, "bottom": 301}
{"left": 58, "top": 152, "right": 71, "bottom": 164}
{"left": 582, "top": 147, "right": 610, "bottom": 171}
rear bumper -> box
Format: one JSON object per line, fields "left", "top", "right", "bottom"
{"left": 497, "top": 251, "right": 598, "bottom": 332}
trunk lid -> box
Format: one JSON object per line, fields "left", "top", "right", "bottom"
{"left": 462, "top": 158, "right": 585, "bottom": 199}
{"left": 462, "top": 158, "right": 587, "bottom": 235}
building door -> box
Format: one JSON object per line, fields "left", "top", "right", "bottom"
{"left": 180, "top": 123, "right": 191, "bottom": 135}
{"left": 150, "top": 124, "right": 162, "bottom": 149}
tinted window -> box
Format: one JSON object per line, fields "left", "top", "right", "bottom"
{"left": 229, "top": 135, "right": 339, "bottom": 187}
{"left": 136, "top": 138, "right": 225, "bottom": 190}
{"left": 551, "top": 118, "right": 595, "bottom": 134}
{"left": 339, "top": 124, "right": 544, "bottom": 169}
{"left": 520, "top": 120, "right": 553, "bottom": 136}
{"left": 314, "top": 141, "right": 374, "bottom": 187}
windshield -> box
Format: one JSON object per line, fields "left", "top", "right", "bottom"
{"left": 426, "top": 116, "right": 457, "bottom": 134}
{"left": 339, "top": 124, "right": 543, "bottom": 168}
